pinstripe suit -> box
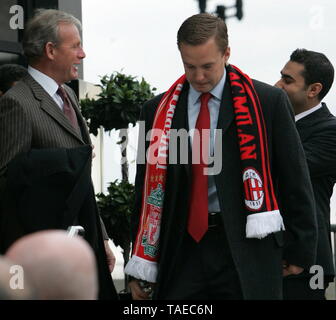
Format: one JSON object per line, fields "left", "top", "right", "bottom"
{"left": 0, "top": 73, "right": 90, "bottom": 170}
{"left": 0, "top": 73, "right": 117, "bottom": 299}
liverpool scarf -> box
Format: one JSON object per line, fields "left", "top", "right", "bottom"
{"left": 125, "top": 65, "right": 284, "bottom": 283}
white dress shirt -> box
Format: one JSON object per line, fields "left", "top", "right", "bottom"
{"left": 28, "top": 66, "right": 64, "bottom": 110}
{"left": 295, "top": 103, "right": 323, "bottom": 122}
{"left": 187, "top": 70, "right": 227, "bottom": 213}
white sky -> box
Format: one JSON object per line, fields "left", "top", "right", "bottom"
{"left": 80, "top": 0, "right": 336, "bottom": 276}
{"left": 81, "top": 0, "right": 336, "bottom": 223}
{"left": 82, "top": 0, "right": 336, "bottom": 106}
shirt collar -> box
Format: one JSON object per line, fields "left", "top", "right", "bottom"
{"left": 28, "top": 65, "right": 60, "bottom": 97}
{"left": 189, "top": 68, "right": 227, "bottom": 105}
{"left": 295, "top": 103, "right": 323, "bottom": 122}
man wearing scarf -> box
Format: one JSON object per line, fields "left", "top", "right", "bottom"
{"left": 126, "top": 13, "right": 317, "bottom": 300}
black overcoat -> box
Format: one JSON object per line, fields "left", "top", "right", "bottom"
{"left": 132, "top": 76, "right": 317, "bottom": 300}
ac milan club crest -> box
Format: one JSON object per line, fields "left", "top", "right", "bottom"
{"left": 243, "top": 168, "right": 264, "bottom": 211}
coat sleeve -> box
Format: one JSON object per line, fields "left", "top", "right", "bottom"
{"left": 301, "top": 122, "right": 336, "bottom": 178}
{"left": 0, "top": 95, "right": 32, "bottom": 171}
{"left": 271, "top": 90, "right": 318, "bottom": 269}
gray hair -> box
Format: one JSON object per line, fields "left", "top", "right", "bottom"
{"left": 23, "top": 9, "right": 82, "bottom": 62}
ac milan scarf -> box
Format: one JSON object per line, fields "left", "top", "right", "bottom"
{"left": 125, "top": 65, "right": 284, "bottom": 283}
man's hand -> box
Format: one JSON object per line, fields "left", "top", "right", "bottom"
{"left": 104, "top": 240, "right": 116, "bottom": 273}
{"left": 282, "top": 260, "right": 304, "bottom": 277}
{"left": 129, "top": 279, "right": 154, "bottom": 300}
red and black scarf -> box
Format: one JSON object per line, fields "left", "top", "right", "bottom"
{"left": 125, "top": 65, "right": 284, "bottom": 283}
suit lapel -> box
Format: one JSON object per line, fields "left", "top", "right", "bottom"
{"left": 170, "top": 83, "right": 191, "bottom": 176}
{"left": 174, "top": 79, "right": 234, "bottom": 176}
{"left": 172, "top": 83, "right": 189, "bottom": 130}
{"left": 24, "top": 75, "right": 85, "bottom": 143}
{"left": 216, "top": 78, "right": 234, "bottom": 133}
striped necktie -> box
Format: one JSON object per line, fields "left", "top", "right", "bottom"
{"left": 57, "top": 86, "right": 79, "bottom": 130}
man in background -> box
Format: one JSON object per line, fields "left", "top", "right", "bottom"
{"left": 276, "top": 48, "right": 335, "bottom": 299}
{"left": 0, "top": 64, "right": 27, "bottom": 227}
{"left": 0, "top": 64, "right": 27, "bottom": 97}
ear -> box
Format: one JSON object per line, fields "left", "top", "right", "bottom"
{"left": 307, "top": 82, "right": 322, "bottom": 99}
{"left": 45, "top": 42, "right": 56, "bottom": 60}
{"left": 224, "top": 46, "right": 231, "bottom": 65}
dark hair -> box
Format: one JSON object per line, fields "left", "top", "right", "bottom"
{"left": 0, "top": 64, "right": 27, "bottom": 93}
{"left": 177, "top": 13, "right": 228, "bottom": 53}
{"left": 290, "top": 48, "right": 334, "bottom": 100}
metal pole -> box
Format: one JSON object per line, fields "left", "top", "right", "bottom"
{"left": 100, "top": 125, "right": 104, "bottom": 192}
{"left": 331, "top": 224, "right": 336, "bottom": 299}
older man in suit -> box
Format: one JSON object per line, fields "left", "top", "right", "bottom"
{"left": 0, "top": 9, "right": 117, "bottom": 299}
{"left": 276, "top": 49, "right": 336, "bottom": 300}
{"left": 126, "top": 14, "right": 317, "bottom": 300}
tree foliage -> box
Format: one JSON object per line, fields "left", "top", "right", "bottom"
{"left": 80, "top": 72, "right": 156, "bottom": 135}
{"left": 97, "top": 180, "right": 135, "bottom": 252}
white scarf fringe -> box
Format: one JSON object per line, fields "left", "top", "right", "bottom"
{"left": 125, "top": 255, "right": 158, "bottom": 283}
{"left": 246, "top": 210, "right": 285, "bottom": 239}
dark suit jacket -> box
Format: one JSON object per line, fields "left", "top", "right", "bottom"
{"left": 1, "top": 146, "right": 117, "bottom": 299}
{"left": 132, "top": 77, "right": 317, "bottom": 300}
{"left": 0, "top": 73, "right": 90, "bottom": 171}
{"left": 295, "top": 104, "right": 336, "bottom": 281}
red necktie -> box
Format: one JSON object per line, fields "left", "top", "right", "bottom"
{"left": 57, "top": 86, "right": 79, "bottom": 130}
{"left": 188, "top": 92, "right": 212, "bottom": 242}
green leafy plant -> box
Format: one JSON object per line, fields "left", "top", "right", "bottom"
{"left": 81, "top": 72, "right": 156, "bottom": 135}
{"left": 97, "top": 179, "right": 135, "bottom": 288}
{"left": 81, "top": 72, "right": 155, "bottom": 291}
{"left": 81, "top": 71, "right": 155, "bottom": 182}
